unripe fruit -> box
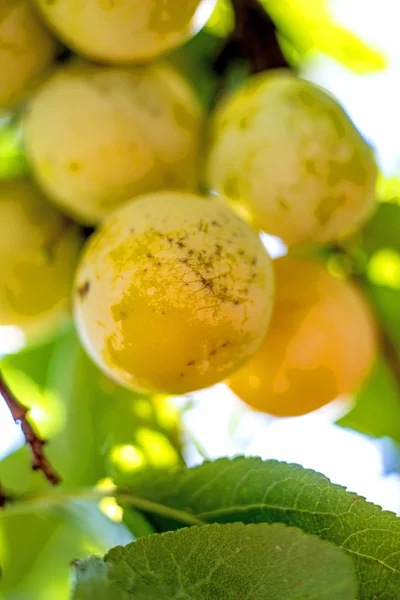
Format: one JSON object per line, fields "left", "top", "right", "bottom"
{"left": 0, "top": 179, "right": 82, "bottom": 353}
{"left": 32, "top": 0, "right": 217, "bottom": 64}
{"left": 23, "top": 63, "right": 202, "bottom": 225}
{"left": 228, "top": 256, "right": 377, "bottom": 417}
{"left": 206, "top": 71, "right": 377, "bottom": 246}
{"left": 74, "top": 192, "right": 274, "bottom": 395}
{"left": 0, "top": 0, "right": 58, "bottom": 110}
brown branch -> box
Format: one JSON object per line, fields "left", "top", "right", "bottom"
{"left": 214, "top": 0, "right": 291, "bottom": 76}
{"left": 381, "top": 329, "right": 400, "bottom": 392}
{"left": 0, "top": 483, "right": 9, "bottom": 507}
{"left": 0, "top": 370, "right": 61, "bottom": 486}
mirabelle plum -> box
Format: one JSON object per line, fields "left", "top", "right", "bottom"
{"left": 0, "top": 179, "right": 82, "bottom": 353}
{"left": 23, "top": 63, "right": 202, "bottom": 225}
{"left": 228, "top": 256, "right": 377, "bottom": 417}
{"left": 33, "top": 0, "right": 217, "bottom": 64}
{"left": 206, "top": 71, "right": 377, "bottom": 246}
{"left": 0, "top": 0, "right": 57, "bottom": 110}
{"left": 74, "top": 192, "right": 274, "bottom": 394}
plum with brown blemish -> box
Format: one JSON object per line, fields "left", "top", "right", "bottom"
{"left": 74, "top": 191, "right": 274, "bottom": 395}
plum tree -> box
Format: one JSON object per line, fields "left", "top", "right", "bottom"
{"left": 74, "top": 191, "right": 274, "bottom": 395}
{"left": 32, "top": 0, "right": 217, "bottom": 64}
{"left": 0, "top": 179, "right": 82, "bottom": 353}
{"left": 0, "top": 0, "right": 58, "bottom": 110}
{"left": 206, "top": 71, "right": 377, "bottom": 246}
{"left": 228, "top": 255, "right": 377, "bottom": 417}
{"left": 23, "top": 62, "right": 202, "bottom": 225}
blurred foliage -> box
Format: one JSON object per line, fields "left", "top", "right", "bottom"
{"left": 359, "top": 201, "right": 400, "bottom": 258}
{"left": 338, "top": 356, "right": 400, "bottom": 443}
{"left": 378, "top": 174, "right": 400, "bottom": 201}
{"left": 335, "top": 223, "right": 400, "bottom": 443}
{"left": 0, "top": 330, "right": 183, "bottom": 489}
{"left": 207, "top": 0, "right": 387, "bottom": 73}
{"left": 0, "top": 330, "right": 183, "bottom": 599}
{"left": 0, "top": 501, "right": 134, "bottom": 600}
{"left": 0, "top": 118, "right": 28, "bottom": 181}
{"left": 168, "top": 31, "right": 221, "bottom": 110}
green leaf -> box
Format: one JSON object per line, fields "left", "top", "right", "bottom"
{"left": 23, "top": 330, "right": 106, "bottom": 488}
{"left": 0, "top": 501, "right": 133, "bottom": 600}
{"left": 167, "top": 31, "right": 220, "bottom": 111}
{"left": 336, "top": 280, "right": 400, "bottom": 445}
{"left": 126, "top": 457, "right": 400, "bottom": 599}
{"left": 49, "top": 331, "right": 183, "bottom": 487}
{"left": 0, "top": 334, "right": 62, "bottom": 390}
{"left": 0, "top": 510, "right": 60, "bottom": 592}
{"left": 363, "top": 283, "right": 400, "bottom": 349}
{"left": 0, "top": 118, "right": 28, "bottom": 181}
{"left": 360, "top": 202, "right": 400, "bottom": 258}
{"left": 338, "top": 356, "right": 400, "bottom": 443}
{"left": 72, "top": 523, "right": 358, "bottom": 600}
{"left": 0, "top": 447, "right": 48, "bottom": 496}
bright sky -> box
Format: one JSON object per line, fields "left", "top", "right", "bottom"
{"left": 1, "top": 0, "right": 400, "bottom": 514}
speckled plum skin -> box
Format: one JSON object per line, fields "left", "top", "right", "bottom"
{"left": 33, "top": 0, "right": 217, "bottom": 64}
{"left": 0, "top": 179, "right": 82, "bottom": 352}
{"left": 74, "top": 192, "right": 274, "bottom": 395}
{"left": 23, "top": 63, "right": 202, "bottom": 225}
{"left": 206, "top": 71, "right": 377, "bottom": 246}
{"left": 228, "top": 256, "right": 377, "bottom": 417}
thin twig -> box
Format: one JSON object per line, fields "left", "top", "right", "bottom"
{"left": 381, "top": 329, "right": 400, "bottom": 391}
{"left": 0, "top": 370, "right": 61, "bottom": 486}
{"left": 3, "top": 486, "right": 205, "bottom": 527}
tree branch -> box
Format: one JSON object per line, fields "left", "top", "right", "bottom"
{"left": 0, "top": 483, "right": 10, "bottom": 507}
{"left": 0, "top": 370, "right": 61, "bottom": 487}
{"left": 381, "top": 329, "right": 400, "bottom": 391}
{"left": 214, "top": 0, "right": 290, "bottom": 76}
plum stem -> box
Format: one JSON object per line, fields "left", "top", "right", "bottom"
{"left": 2, "top": 486, "right": 205, "bottom": 526}
{"left": 213, "top": 0, "right": 291, "bottom": 76}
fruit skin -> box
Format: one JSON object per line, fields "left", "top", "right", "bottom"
{"left": 23, "top": 62, "right": 203, "bottom": 225}
{"left": 228, "top": 256, "right": 377, "bottom": 417}
{"left": 0, "top": 1, "right": 57, "bottom": 110}
{"left": 74, "top": 192, "right": 274, "bottom": 395}
{"left": 33, "top": 0, "right": 216, "bottom": 64}
{"left": 0, "top": 179, "right": 83, "bottom": 353}
{"left": 206, "top": 71, "right": 377, "bottom": 246}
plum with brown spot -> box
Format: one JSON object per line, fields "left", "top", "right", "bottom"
{"left": 74, "top": 191, "right": 274, "bottom": 395}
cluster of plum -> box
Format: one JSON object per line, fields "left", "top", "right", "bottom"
{"left": 0, "top": 0, "right": 377, "bottom": 417}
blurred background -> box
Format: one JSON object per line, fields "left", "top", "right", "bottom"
{"left": 2, "top": 0, "right": 399, "bottom": 507}
{"left": 2, "top": 0, "right": 400, "bottom": 598}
